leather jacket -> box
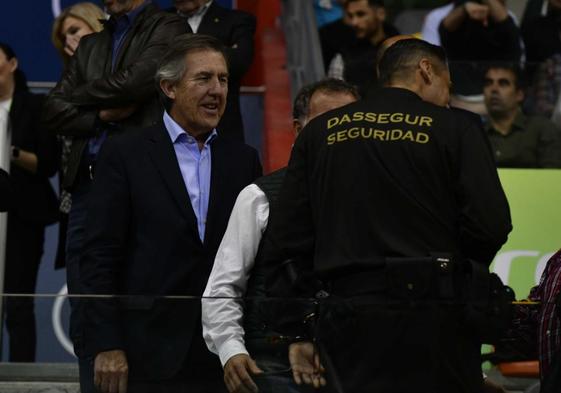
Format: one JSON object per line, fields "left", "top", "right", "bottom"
{"left": 43, "top": 3, "right": 186, "bottom": 189}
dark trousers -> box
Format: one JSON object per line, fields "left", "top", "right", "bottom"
{"left": 317, "top": 299, "right": 484, "bottom": 393}
{"left": 3, "top": 216, "right": 44, "bottom": 362}
{"left": 65, "top": 181, "right": 94, "bottom": 391}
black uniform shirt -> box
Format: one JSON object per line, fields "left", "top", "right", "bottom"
{"left": 268, "top": 88, "right": 512, "bottom": 277}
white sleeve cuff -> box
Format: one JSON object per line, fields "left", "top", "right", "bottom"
{"left": 218, "top": 339, "right": 250, "bottom": 367}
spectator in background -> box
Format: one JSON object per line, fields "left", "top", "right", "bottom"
{"left": 170, "top": 0, "right": 256, "bottom": 142}
{"left": 202, "top": 78, "right": 359, "bottom": 393}
{"left": 421, "top": 1, "right": 454, "bottom": 45}
{"left": 439, "top": 0, "right": 523, "bottom": 113}
{"left": 42, "top": 1, "right": 185, "bottom": 391}
{"left": 327, "top": 0, "right": 399, "bottom": 97}
{"left": 51, "top": 2, "right": 105, "bottom": 64}
{"left": 50, "top": 2, "right": 105, "bottom": 270}
{"left": 0, "top": 43, "right": 59, "bottom": 362}
{"left": 522, "top": 0, "right": 561, "bottom": 66}
{"left": 483, "top": 64, "right": 561, "bottom": 168}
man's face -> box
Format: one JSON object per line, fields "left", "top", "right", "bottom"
{"left": 0, "top": 50, "right": 17, "bottom": 92}
{"left": 163, "top": 49, "right": 228, "bottom": 136}
{"left": 103, "top": 0, "right": 142, "bottom": 17}
{"left": 345, "top": 0, "right": 385, "bottom": 40}
{"left": 483, "top": 68, "right": 523, "bottom": 116}
{"left": 174, "top": 0, "right": 208, "bottom": 16}
{"left": 294, "top": 90, "right": 357, "bottom": 134}
{"left": 422, "top": 62, "right": 451, "bottom": 107}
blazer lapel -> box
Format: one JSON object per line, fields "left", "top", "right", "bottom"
{"left": 197, "top": 2, "right": 221, "bottom": 35}
{"left": 147, "top": 124, "right": 200, "bottom": 233}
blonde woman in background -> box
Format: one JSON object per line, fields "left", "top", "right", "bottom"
{"left": 50, "top": 2, "right": 105, "bottom": 271}
{"left": 52, "top": 2, "right": 105, "bottom": 63}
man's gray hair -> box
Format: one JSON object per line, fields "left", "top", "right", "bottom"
{"left": 156, "top": 34, "right": 228, "bottom": 107}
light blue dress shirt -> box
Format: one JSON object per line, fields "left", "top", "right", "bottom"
{"left": 163, "top": 111, "right": 217, "bottom": 242}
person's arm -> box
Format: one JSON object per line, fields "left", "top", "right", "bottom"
{"left": 455, "top": 113, "right": 512, "bottom": 264}
{"left": 202, "top": 184, "right": 268, "bottom": 393}
{"left": 42, "top": 45, "right": 99, "bottom": 138}
{"left": 223, "top": 11, "right": 256, "bottom": 80}
{"left": 79, "top": 137, "right": 131, "bottom": 392}
{"left": 69, "top": 15, "right": 185, "bottom": 108}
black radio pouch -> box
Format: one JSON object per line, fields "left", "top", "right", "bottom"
{"left": 463, "top": 260, "right": 515, "bottom": 344}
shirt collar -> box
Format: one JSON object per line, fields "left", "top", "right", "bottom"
{"left": 163, "top": 111, "right": 218, "bottom": 146}
{"left": 179, "top": 0, "right": 212, "bottom": 18}
{"left": 486, "top": 110, "right": 526, "bottom": 135}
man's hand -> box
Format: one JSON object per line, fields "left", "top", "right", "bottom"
{"left": 94, "top": 350, "right": 129, "bottom": 393}
{"left": 223, "top": 354, "right": 263, "bottom": 393}
{"left": 288, "top": 342, "right": 326, "bottom": 389}
{"left": 464, "top": 2, "right": 490, "bottom": 26}
{"left": 99, "top": 106, "right": 136, "bottom": 123}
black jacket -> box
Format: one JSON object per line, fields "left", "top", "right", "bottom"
{"left": 170, "top": 2, "right": 256, "bottom": 141}
{"left": 80, "top": 123, "right": 262, "bottom": 380}
{"left": 10, "top": 90, "right": 59, "bottom": 225}
{"left": 268, "top": 88, "right": 512, "bottom": 277}
{"left": 43, "top": 3, "right": 186, "bottom": 189}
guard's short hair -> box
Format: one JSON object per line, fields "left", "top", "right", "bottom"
{"left": 292, "top": 78, "right": 360, "bottom": 122}
{"left": 378, "top": 39, "right": 448, "bottom": 86}
{"left": 156, "top": 34, "right": 228, "bottom": 109}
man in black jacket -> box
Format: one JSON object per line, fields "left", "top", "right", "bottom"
{"left": 269, "top": 39, "right": 512, "bottom": 393}
{"left": 42, "top": 1, "right": 185, "bottom": 390}
{"left": 170, "top": 0, "right": 256, "bottom": 142}
{"left": 80, "top": 34, "right": 261, "bottom": 393}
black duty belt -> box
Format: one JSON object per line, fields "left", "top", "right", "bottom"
{"left": 326, "top": 254, "right": 462, "bottom": 301}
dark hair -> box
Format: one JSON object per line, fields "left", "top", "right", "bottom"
{"left": 483, "top": 62, "right": 525, "bottom": 90}
{"left": 292, "top": 78, "right": 360, "bottom": 121}
{"left": 156, "top": 34, "right": 228, "bottom": 109}
{"left": 344, "top": 0, "right": 385, "bottom": 8}
{"left": 378, "top": 39, "right": 448, "bottom": 86}
{"left": 0, "top": 42, "right": 28, "bottom": 92}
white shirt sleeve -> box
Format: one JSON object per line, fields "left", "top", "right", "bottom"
{"left": 202, "top": 183, "right": 270, "bottom": 366}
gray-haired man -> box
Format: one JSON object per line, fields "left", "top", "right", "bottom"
{"left": 79, "top": 34, "right": 262, "bottom": 393}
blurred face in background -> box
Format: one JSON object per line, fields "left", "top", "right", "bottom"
{"left": 0, "top": 48, "right": 17, "bottom": 96}
{"left": 174, "top": 0, "right": 208, "bottom": 16}
{"left": 483, "top": 68, "right": 523, "bottom": 117}
{"left": 60, "top": 16, "right": 95, "bottom": 57}
{"left": 345, "top": 0, "right": 385, "bottom": 40}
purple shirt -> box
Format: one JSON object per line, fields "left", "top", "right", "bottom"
{"left": 163, "top": 111, "right": 217, "bottom": 242}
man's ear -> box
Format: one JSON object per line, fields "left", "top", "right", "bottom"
{"left": 375, "top": 7, "right": 387, "bottom": 22}
{"left": 159, "top": 79, "right": 176, "bottom": 100}
{"left": 419, "top": 58, "right": 433, "bottom": 84}
{"left": 8, "top": 58, "right": 18, "bottom": 74}
{"left": 293, "top": 119, "right": 303, "bottom": 136}
{"left": 516, "top": 88, "right": 525, "bottom": 104}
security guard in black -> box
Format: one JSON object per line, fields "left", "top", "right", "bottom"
{"left": 268, "top": 39, "right": 512, "bottom": 393}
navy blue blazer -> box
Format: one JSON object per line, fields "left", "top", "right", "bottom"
{"left": 80, "top": 122, "right": 262, "bottom": 380}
